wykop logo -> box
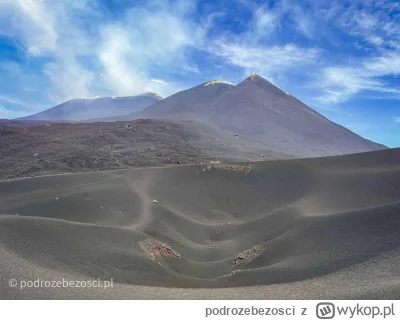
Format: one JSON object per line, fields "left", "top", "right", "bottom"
{"left": 316, "top": 302, "right": 335, "bottom": 319}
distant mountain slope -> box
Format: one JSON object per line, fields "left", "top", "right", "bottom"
{"left": 17, "top": 93, "right": 163, "bottom": 122}
{"left": 133, "top": 75, "right": 386, "bottom": 157}
{"left": 132, "top": 80, "right": 234, "bottom": 119}
{"left": 208, "top": 75, "right": 386, "bottom": 156}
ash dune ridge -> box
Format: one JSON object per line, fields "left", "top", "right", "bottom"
{"left": 0, "top": 148, "right": 400, "bottom": 298}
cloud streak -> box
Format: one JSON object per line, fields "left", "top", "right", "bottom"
{"left": 315, "top": 51, "right": 400, "bottom": 105}
{"left": 97, "top": 2, "right": 204, "bottom": 97}
{"left": 211, "top": 41, "right": 319, "bottom": 83}
{"left": 0, "top": 0, "right": 204, "bottom": 105}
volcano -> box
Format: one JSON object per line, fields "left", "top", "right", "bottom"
{"left": 134, "top": 75, "right": 385, "bottom": 157}
{"left": 18, "top": 93, "right": 163, "bottom": 122}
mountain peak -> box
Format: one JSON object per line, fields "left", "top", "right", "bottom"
{"left": 141, "top": 92, "right": 163, "bottom": 100}
{"left": 240, "top": 74, "right": 288, "bottom": 97}
{"left": 203, "top": 80, "right": 229, "bottom": 87}
{"left": 248, "top": 73, "right": 262, "bottom": 80}
{"left": 244, "top": 73, "right": 272, "bottom": 84}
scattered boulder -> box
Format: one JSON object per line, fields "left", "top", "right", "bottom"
{"left": 234, "top": 245, "right": 263, "bottom": 265}
{"left": 139, "top": 238, "right": 181, "bottom": 260}
{"left": 152, "top": 200, "right": 159, "bottom": 205}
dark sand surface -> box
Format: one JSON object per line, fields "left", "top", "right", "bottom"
{"left": 0, "top": 148, "right": 399, "bottom": 299}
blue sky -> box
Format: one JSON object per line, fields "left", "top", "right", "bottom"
{"left": 0, "top": 0, "right": 399, "bottom": 147}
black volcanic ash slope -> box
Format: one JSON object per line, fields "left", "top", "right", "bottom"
{"left": 18, "top": 93, "right": 163, "bottom": 122}
{"left": 135, "top": 75, "right": 386, "bottom": 157}
{"left": 209, "top": 75, "right": 386, "bottom": 156}
{"left": 0, "top": 148, "right": 399, "bottom": 297}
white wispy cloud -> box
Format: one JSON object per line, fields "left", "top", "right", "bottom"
{"left": 280, "top": 0, "right": 316, "bottom": 38}
{"left": 394, "top": 117, "right": 400, "bottom": 123}
{"left": 324, "top": 0, "right": 399, "bottom": 58}
{"left": 0, "top": 94, "right": 26, "bottom": 106}
{"left": 315, "top": 51, "right": 400, "bottom": 104}
{"left": 0, "top": 105, "right": 28, "bottom": 119}
{"left": 5, "top": 0, "right": 59, "bottom": 55}
{"left": 0, "top": 94, "right": 48, "bottom": 112}
{"left": 97, "top": 2, "right": 204, "bottom": 98}
{"left": 0, "top": 0, "right": 98, "bottom": 104}
{"left": 211, "top": 42, "right": 319, "bottom": 82}
{"left": 0, "top": 0, "right": 204, "bottom": 106}
{"left": 308, "top": 0, "right": 400, "bottom": 105}
{"left": 243, "top": 1, "right": 283, "bottom": 41}
{"left": 150, "top": 79, "right": 168, "bottom": 86}
{"left": 208, "top": 0, "right": 320, "bottom": 84}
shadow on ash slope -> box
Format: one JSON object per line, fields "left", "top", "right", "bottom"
{"left": 0, "top": 148, "right": 400, "bottom": 288}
